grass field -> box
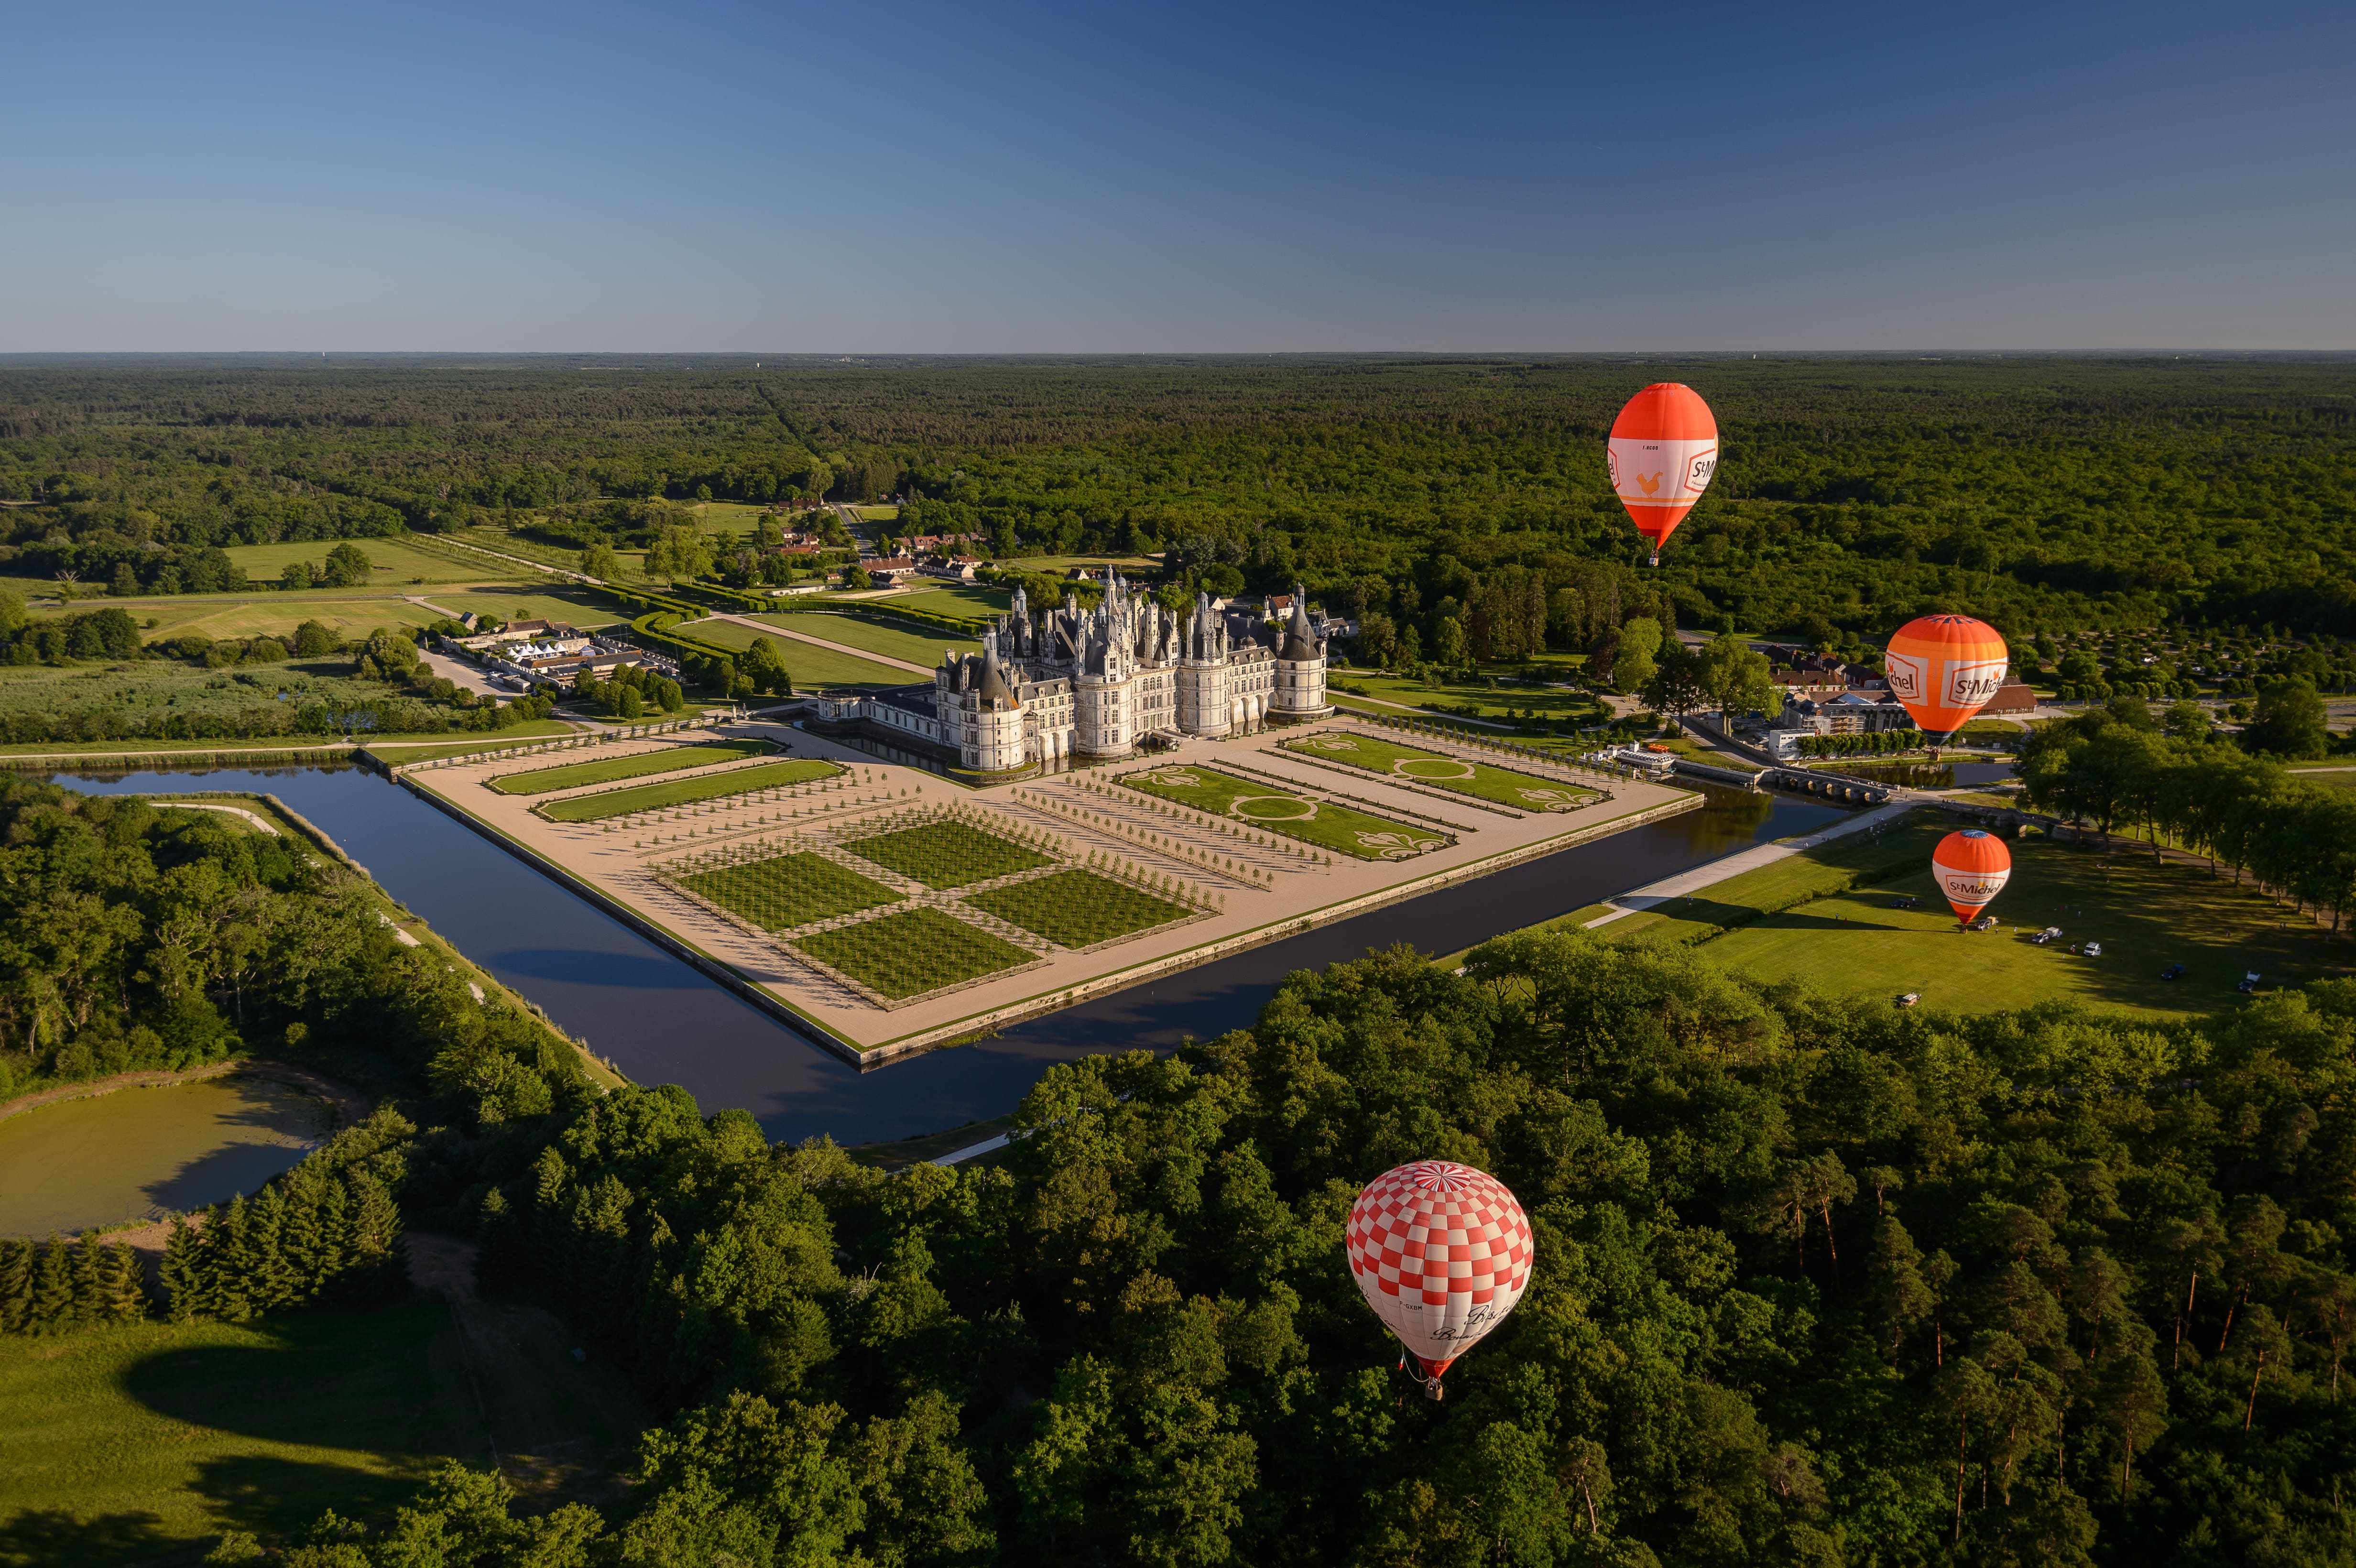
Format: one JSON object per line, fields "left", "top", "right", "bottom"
{"left": 357, "top": 725, "right": 580, "bottom": 763}
{"left": 488, "top": 740, "right": 770, "bottom": 795}
{"left": 842, "top": 819, "right": 1054, "bottom": 890}
{"left": 0, "top": 1306, "right": 482, "bottom": 1562}
{"left": 78, "top": 594, "right": 452, "bottom": 645}
{"left": 1120, "top": 763, "right": 1447, "bottom": 860}
{"left": 794, "top": 906, "right": 1037, "bottom": 999}
{"left": 668, "top": 619, "right": 915, "bottom": 687}
{"left": 431, "top": 587, "right": 623, "bottom": 631}
{"left": 680, "top": 850, "right": 903, "bottom": 929}
{"left": 1283, "top": 730, "right": 1598, "bottom": 811}
{"left": 1603, "top": 814, "right": 2348, "bottom": 1020}
{"left": 217, "top": 538, "right": 489, "bottom": 587}
{"left": 754, "top": 612, "right": 980, "bottom": 665}
{"left": 534, "top": 757, "right": 841, "bottom": 822}
{"left": 1327, "top": 666, "right": 1609, "bottom": 731}
{"left": 882, "top": 585, "right": 1011, "bottom": 623}
{"left": 963, "top": 870, "right": 1193, "bottom": 948}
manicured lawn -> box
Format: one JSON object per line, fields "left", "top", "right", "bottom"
{"left": 1605, "top": 813, "right": 2348, "bottom": 1021}
{"left": 1327, "top": 666, "right": 1608, "bottom": 730}
{"left": 794, "top": 906, "right": 1037, "bottom": 998}
{"left": 1119, "top": 763, "right": 1447, "bottom": 860}
{"left": 754, "top": 612, "right": 980, "bottom": 665}
{"left": 535, "top": 757, "right": 841, "bottom": 822}
{"left": 679, "top": 850, "right": 903, "bottom": 929}
{"left": 842, "top": 819, "right": 1054, "bottom": 890}
{"left": 963, "top": 869, "right": 1194, "bottom": 948}
{"left": 883, "top": 585, "right": 1011, "bottom": 624}
{"left": 488, "top": 739, "right": 770, "bottom": 795}
{"left": 0, "top": 1306, "right": 483, "bottom": 1562}
{"left": 669, "top": 619, "right": 916, "bottom": 687}
{"left": 355, "top": 724, "right": 579, "bottom": 762}
{"left": 1281, "top": 730, "right": 1598, "bottom": 811}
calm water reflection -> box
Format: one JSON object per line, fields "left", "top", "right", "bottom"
{"left": 50, "top": 765, "right": 1845, "bottom": 1145}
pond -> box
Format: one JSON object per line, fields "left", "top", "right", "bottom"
{"left": 49, "top": 763, "right": 1848, "bottom": 1146}
{"left": 0, "top": 1074, "right": 336, "bottom": 1237}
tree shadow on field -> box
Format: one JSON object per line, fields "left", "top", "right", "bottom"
{"left": 141, "top": 1133, "right": 324, "bottom": 1217}
{"left": 190, "top": 1452, "right": 436, "bottom": 1553}
{"left": 0, "top": 1509, "right": 175, "bottom": 1568}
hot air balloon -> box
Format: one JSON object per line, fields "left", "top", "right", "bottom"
{"left": 1608, "top": 383, "right": 1718, "bottom": 566}
{"left": 1345, "top": 1159, "right": 1533, "bottom": 1399}
{"left": 1932, "top": 828, "right": 2012, "bottom": 928}
{"left": 1884, "top": 614, "right": 2009, "bottom": 746}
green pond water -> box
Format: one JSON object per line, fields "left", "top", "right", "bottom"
{"left": 0, "top": 1075, "right": 335, "bottom": 1237}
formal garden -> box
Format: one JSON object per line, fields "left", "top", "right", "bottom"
{"left": 534, "top": 756, "right": 841, "bottom": 822}
{"left": 840, "top": 816, "right": 1056, "bottom": 889}
{"left": 487, "top": 738, "right": 772, "bottom": 795}
{"left": 676, "top": 848, "right": 903, "bottom": 930}
{"left": 961, "top": 868, "right": 1197, "bottom": 948}
{"left": 791, "top": 905, "right": 1039, "bottom": 1000}
{"left": 1118, "top": 763, "right": 1448, "bottom": 860}
{"left": 1279, "top": 729, "right": 1599, "bottom": 811}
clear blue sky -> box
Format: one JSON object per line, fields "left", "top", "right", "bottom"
{"left": 4, "top": 0, "right": 2349, "bottom": 351}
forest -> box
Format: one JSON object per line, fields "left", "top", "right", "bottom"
{"left": 0, "top": 354, "right": 2351, "bottom": 653}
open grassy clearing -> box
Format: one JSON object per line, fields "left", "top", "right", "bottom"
{"left": 1603, "top": 813, "right": 2347, "bottom": 1020}
{"left": 668, "top": 619, "right": 915, "bottom": 686}
{"left": 488, "top": 739, "right": 770, "bottom": 795}
{"left": 1327, "top": 665, "right": 1609, "bottom": 730}
{"left": 216, "top": 538, "right": 489, "bottom": 586}
{"left": 535, "top": 756, "right": 841, "bottom": 822}
{"left": 1121, "top": 763, "right": 1446, "bottom": 860}
{"left": 680, "top": 850, "right": 904, "bottom": 930}
{"left": 90, "top": 595, "right": 452, "bottom": 644}
{"left": 879, "top": 584, "right": 1011, "bottom": 623}
{"left": 753, "top": 612, "right": 981, "bottom": 664}
{"left": 842, "top": 819, "right": 1054, "bottom": 890}
{"left": 0, "top": 1306, "right": 482, "bottom": 1562}
{"left": 793, "top": 906, "right": 1036, "bottom": 999}
{"left": 1283, "top": 730, "right": 1599, "bottom": 811}
{"left": 853, "top": 505, "right": 901, "bottom": 522}
{"left": 962, "top": 869, "right": 1193, "bottom": 947}
{"left": 431, "top": 588, "right": 624, "bottom": 631}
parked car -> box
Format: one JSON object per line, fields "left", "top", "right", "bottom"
{"left": 1895, "top": 895, "right": 1919, "bottom": 910}
{"left": 2238, "top": 971, "right": 2261, "bottom": 994}
{"left": 2160, "top": 963, "right": 2186, "bottom": 981}
{"left": 1970, "top": 915, "right": 1999, "bottom": 932}
{"left": 1898, "top": 992, "right": 1921, "bottom": 1008}
{"left": 2083, "top": 941, "right": 2104, "bottom": 958}
{"left": 2030, "top": 926, "right": 2063, "bottom": 945}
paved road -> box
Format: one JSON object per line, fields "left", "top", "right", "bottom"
{"left": 1583, "top": 801, "right": 1915, "bottom": 927}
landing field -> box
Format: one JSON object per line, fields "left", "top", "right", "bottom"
{"left": 1603, "top": 813, "right": 2347, "bottom": 1020}
{"left": 403, "top": 720, "right": 1693, "bottom": 1064}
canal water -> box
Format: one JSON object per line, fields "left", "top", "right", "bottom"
{"left": 50, "top": 765, "right": 1847, "bottom": 1146}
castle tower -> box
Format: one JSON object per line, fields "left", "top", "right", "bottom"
{"left": 1269, "top": 582, "right": 1331, "bottom": 723}
{"left": 1176, "top": 591, "right": 1233, "bottom": 738}
{"left": 965, "top": 630, "right": 1028, "bottom": 773}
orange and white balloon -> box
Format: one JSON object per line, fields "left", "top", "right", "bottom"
{"left": 1885, "top": 614, "right": 2010, "bottom": 738}
{"left": 1608, "top": 383, "right": 1718, "bottom": 565}
{"left": 1345, "top": 1160, "right": 1533, "bottom": 1398}
{"left": 1932, "top": 829, "right": 2012, "bottom": 927}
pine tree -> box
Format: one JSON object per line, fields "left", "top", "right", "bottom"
{"left": 207, "top": 1197, "right": 256, "bottom": 1323}
{"left": 246, "top": 1186, "right": 297, "bottom": 1312}
{"left": 29, "top": 1236, "right": 75, "bottom": 1334}
{"left": 101, "top": 1243, "right": 148, "bottom": 1323}
{"left": 0, "top": 1239, "right": 32, "bottom": 1334}
{"left": 70, "top": 1233, "right": 110, "bottom": 1321}
{"left": 277, "top": 1180, "right": 327, "bottom": 1294}
{"left": 159, "top": 1216, "right": 204, "bottom": 1322}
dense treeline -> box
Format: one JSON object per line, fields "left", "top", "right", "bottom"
{"left": 2, "top": 355, "right": 2352, "bottom": 649}
{"left": 215, "top": 932, "right": 2354, "bottom": 1565}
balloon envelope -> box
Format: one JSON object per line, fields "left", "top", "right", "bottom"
{"left": 1346, "top": 1160, "right": 1533, "bottom": 1380}
{"left": 1885, "top": 614, "right": 2009, "bottom": 737}
{"left": 1932, "top": 828, "right": 2012, "bottom": 926}
{"left": 1608, "top": 383, "right": 1718, "bottom": 561}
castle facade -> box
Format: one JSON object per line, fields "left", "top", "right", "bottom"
{"left": 812, "top": 570, "right": 1331, "bottom": 773}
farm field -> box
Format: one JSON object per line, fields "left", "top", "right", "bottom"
{"left": 794, "top": 906, "right": 1036, "bottom": 999}
{"left": 842, "top": 818, "right": 1053, "bottom": 889}
{"left": 0, "top": 1305, "right": 482, "bottom": 1562}
{"left": 679, "top": 849, "right": 903, "bottom": 929}
{"left": 1120, "top": 763, "right": 1447, "bottom": 860}
{"left": 669, "top": 618, "right": 913, "bottom": 687}
{"left": 1604, "top": 814, "right": 2346, "bottom": 1020}
{"left": 1282, "top": 730, "right": 1599, "bottom": 811}
{"left": 881, "top": 584, "right": 1011, "bottom": 623}
{"left": 487, "top": 739, "right": 770, "bottom": 795}
{"left": 217, "top": 538, "right": 488, "bottom": 586}
{"left": 963, "top": 869, "right": 1193, "bottom": 948}
{"left": 753, "top": 611, "right": 981, "bottom": 664}
{"left": 534, "top": 756, "right": 841, "bottom": 821}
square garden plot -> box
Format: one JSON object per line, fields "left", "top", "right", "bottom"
{"left": 962, "top": 870, "right": 1195, "bottom": 949}
{"left": 1281, "top": 731, "right": 1598, "bottom": 811}
{"left": 793, "top": 906, "right": 1038, "bottom": 1000}
{"left": 1118, "top": 765, "right": 1447, "bottom": 860}
{"left": 679, "top": 850, "right": 901, "bottom": 931}
{"left": 841, "top": 818, "right": 1054, "bottom": 889}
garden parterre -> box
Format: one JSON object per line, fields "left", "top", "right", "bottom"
{"left": 793, "top": 906, "right": 1039, "bottom": 1000}
{"left": 1118, "top": 763, "right": 1447, "bottom": 860}
{"left": 961, "top": 869, "right": 1197, "bottom": 948}
{"left": 1281, "top": 729, "right": 1599, "bottom": 811}
{"left": 488, "top": 739, "right": 771, "bottom": 795}
{"left": 534, "top": 756, "right": 841, "bottom": 822}
{"left": 678, "top": 849, "right": 903, "bottom": 930}
{"left": 841, "top": 817, "right": 1056, "bottom": 889}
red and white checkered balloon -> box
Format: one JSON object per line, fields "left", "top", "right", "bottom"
{"left": 1345, "top": 1160, "right": 1534, "bottom": 1380}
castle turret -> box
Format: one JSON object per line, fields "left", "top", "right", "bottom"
{"left": 1176, "top": 591, "right": 1233, "bottom": 738}
{"left": 1269, "top": 581, "right": 1331, "bottom": 722}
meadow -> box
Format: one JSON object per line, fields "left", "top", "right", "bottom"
{"left": 667, "top": 619, "right": 913, "bottom": 687}
{"left": 841, "top": 818, "right": 1054, "bottom": 889}
{"left": 961, "top": 869, "right": 1193, "bottom": 948}
{"left": 1119, "top": 763, "right": 1447, "bottom": 860}
{"left": 486, "top": 739, "right": 770, "bottom": 795}
{"left": 1281, "top": 730, "right": 1599, "bottom": 811}
{"left": 216, "top": 538, "right": 487, "bottom": 586}
{"left": 752, "top": 611, "right": 979, "bottom": 665}
{"left": 534, "top": 756, "right": 840, "bottom": 822}
{"left": 792, "top": 906, "right": 1037, "bottom": 999}
{"left": 678, "top": 849, "right": 904, "bottom": 930}
{"left": 428, "top": 588, "right": 623, "bottom": 631}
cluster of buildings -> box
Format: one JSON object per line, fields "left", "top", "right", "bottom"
{"left": 809, "top": 569, "right": 1333, "bottom": 773}
{"left": 439, "top": 617, "right": 670, "bottom": 691}
{"left": 1756, "top": 649, "right": 2033, "bottom": 757}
